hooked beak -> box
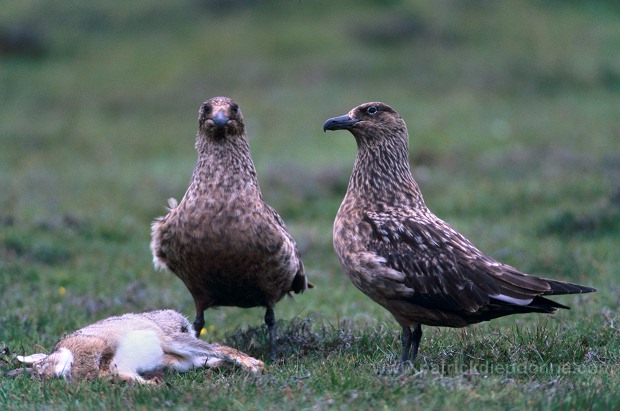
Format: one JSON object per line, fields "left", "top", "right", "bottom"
{"left": 323, "top": 114, "right": 358, "bottom": 132}
{"left": 213, "top": 110, "right": 229, "bottom": 128}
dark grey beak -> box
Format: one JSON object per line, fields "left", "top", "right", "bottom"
{"left": 323, "top": 114, "right": 358, "bottom": 132}
{"left": 213, "top": 110, "right": 229, "bottom": 128}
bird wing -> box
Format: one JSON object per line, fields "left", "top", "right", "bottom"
{"left": 362, "top": 211, "right": 553, "bottom": 313}
{"left": 261, "top": 202, "right": 309, "bottom": 292}
{"left": 262, "top": 203, "right": 301, "bottom": 262}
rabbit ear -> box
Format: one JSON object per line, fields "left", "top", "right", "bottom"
{"left": 17, "top": 353, "right": 48, "bottom": 364}
{"left": 6, "top": 367, "right": 32, "bottom": 377}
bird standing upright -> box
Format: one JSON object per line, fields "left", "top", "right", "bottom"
{"left": 151, "top": 97, "right": 311, "bottom": 360}
{"left": 323, "top": 102, "right": 595, "bottom": 363}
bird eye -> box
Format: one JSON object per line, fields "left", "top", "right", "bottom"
{"left": 203, "top": 104, "right": 211, "bottom": 114}
{"left": 231, "top": 104, "right": 239, "bottom": 114}
{"left": 367, "top": 106, "right": 378, "bottom": 115}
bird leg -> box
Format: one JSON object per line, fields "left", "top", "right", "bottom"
{"left": 401, "top": 324, "right": 423, "bottom": 363}
{"left": 193, "top": 311, "right": 205, "bottom": 338}
{"left": 264, "top": 307, "right": 276, "bottom": 361}
{"left": 410, "top": 324, "right": 422, "bottom": 362}
{"left": 401, "top": 326, "right": 412, "bottom": 363}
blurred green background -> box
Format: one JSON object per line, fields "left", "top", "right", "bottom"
{"left": 1, "top": 0, "right": 618, "bottom": 343}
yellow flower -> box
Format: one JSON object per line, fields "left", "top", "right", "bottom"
{"left": 58, "top": 287, "right": 66, "bottom": 297}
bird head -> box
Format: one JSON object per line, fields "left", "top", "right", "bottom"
{"left": 323, "top": 102, "right": 414, "bottom": 190}
{"left": 323, "top": 102, "right": 405, "bottom": 144}
{"left": 198, "top": 96, "right": 245, "bottom": 140}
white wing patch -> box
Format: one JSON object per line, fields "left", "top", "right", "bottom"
{"left": 492, "top": 294, "right": 533, "bottom": 306}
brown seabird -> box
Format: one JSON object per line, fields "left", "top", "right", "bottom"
{"left": 151, "top": 97, "right": 312, "bottom": 360}
{"left": 323, "top": 102, "right": 596, "bottom": 362}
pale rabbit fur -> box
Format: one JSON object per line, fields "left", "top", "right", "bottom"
{"left": 12, "top": 309, "right": 263, "bottom": 384}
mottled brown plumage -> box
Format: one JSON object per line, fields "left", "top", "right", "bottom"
{"left": 151, "top": 97, "right": 311, "bottom": 360}
{"left": 323, "top": 102, "right": 596, "bottom": 363}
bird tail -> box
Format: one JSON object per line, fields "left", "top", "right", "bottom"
{"left": 290, "top": 262, "right": 314, "bottom": 294}
{"left": 520, "top": 279, "right": 596, "bottom": 312}
{"left": 542, "top": 279, "right": 596, "bottom": 296}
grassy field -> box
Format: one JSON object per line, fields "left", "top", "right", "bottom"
{"left": 1, "top": 0, "right": 619, "bottom": 409}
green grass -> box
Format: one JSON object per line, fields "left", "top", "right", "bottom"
{"left": 1, "top": 0, "right": 619, "bottom": 409}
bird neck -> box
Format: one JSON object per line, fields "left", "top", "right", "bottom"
{"left": 347, "top": 135, "right": 426, "bottom": 208}
{"left": 193, "top": 133, "right": 261, "bottom": 194}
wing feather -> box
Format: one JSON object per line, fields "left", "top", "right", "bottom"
{"left": 363, "top": 211, "right": 558, "bottom": 313}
